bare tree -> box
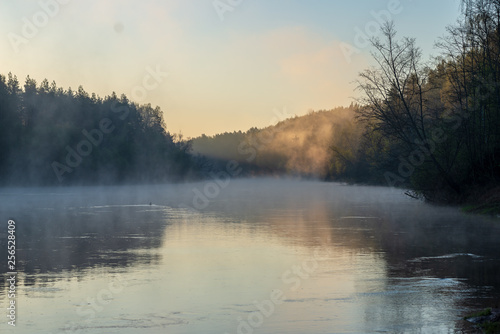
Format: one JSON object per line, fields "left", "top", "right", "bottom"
{"left": 357, "top": 22, "right": 461, "bottom": 194}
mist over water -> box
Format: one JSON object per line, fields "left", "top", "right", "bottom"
{"left": 191, "top": 107, "right": 357, "bottom": 178}
{"left": 1, "top": 179, "right": 499, "bottom": 333}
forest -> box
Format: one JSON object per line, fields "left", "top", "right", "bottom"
{"left": 348, "top": 0, "right": 500, "bottom": 205}
{"left": 192, "top": 106, "right": 356, "bottom": 178}
{"left": 0, "top": 75, "right": 197, "bottom": 185}
{"left": 1, "top": 0, "right": 499, "bottom": 208}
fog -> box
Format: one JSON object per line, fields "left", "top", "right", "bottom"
{"left": 0, "top": 178, "right": 500, "bottom": 333}
{"left": 1, "top": 179, "right": 499, "bottom": 332}
{"left": 192, "top": 107, "right": 357, "bottom": 178}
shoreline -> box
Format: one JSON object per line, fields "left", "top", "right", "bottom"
{"left": 461, "top": 185, "right": 500, "bottom": 217}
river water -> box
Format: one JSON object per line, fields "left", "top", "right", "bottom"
{"left": 1, "top": 179, "right": 499, "bottom": 333}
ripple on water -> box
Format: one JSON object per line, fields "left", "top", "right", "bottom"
{"left": 408, "top": 253, "right": 484, "bottom": 262}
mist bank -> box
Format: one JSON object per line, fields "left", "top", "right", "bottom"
{"left": 189, "top": 104, "right": 400, "bottom": 185}
{"left": 192, "top": 106, "right": 356, "bottom": 179}
{"left": 0, "top": 74, "right": 202, "bottom": 186}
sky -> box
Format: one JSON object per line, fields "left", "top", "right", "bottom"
{"left": 0, "top": 0, "right": 462, "bottom": 138}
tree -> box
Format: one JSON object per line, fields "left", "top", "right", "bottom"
{"left": 357, "top": 22, "right": 461, "bottom": 195}
{"left": 0, "top": 72, "right": 200, "bottom": 185}
{"left": 437, "top": 0, "right": 500, "bottom": 185}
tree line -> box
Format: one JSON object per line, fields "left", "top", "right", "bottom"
{"left": 192, "top": 107, "right": 357, "bottom": 178}
{"left": 328, "top": 0, "right": 500, "bottom": 203}
{"left": 0, "top": 74, "right": 198, "bottom": 185}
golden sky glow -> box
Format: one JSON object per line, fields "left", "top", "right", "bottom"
{"left": 0, "top": 0, "right": 460, "bottom": 137}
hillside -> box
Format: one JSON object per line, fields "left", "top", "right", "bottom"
{"left": 191, "top": 106, "right": 357, "bottom": 178}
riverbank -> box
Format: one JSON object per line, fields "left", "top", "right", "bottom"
{"left": 461, "top": 186, "right": 500, "bottom": 217}
{"left": 464, "top": 308, "right": 500, "bottom": 333}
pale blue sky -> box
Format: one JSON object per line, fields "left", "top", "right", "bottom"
{"left": 0, "top": 0, "right": 462, "bottom": 137}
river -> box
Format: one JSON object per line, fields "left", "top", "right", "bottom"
{"left": 1, "top": 179, "right": 499, "bottom": 333}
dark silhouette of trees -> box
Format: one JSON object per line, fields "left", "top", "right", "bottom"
{"left": 348, "top": 0, "right": 500, "bottom": 202}
{"left": 437, "top": 0, "right": 500, "bottom": 186}
{"left": 356, "top": 22, "right": 463, "bottom": 196}
{"left": 0, "top": 73, "right": 198, "bottom": 185}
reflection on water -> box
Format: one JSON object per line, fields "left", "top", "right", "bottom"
{"left": 0, "top": 179, "right": 499, "bottom": 333}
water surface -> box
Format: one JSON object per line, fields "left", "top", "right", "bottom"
{"left": 1, "top": 179, "right": 499, "bottom": 333}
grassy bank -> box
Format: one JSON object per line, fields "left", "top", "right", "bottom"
{"left": 462, "top": 203, "right": 500, "bottom": 216}
{"left": 464, "top": 308, "right": 500, "bottom": 333}
{"left": 461, "top": 186, "right": 500, "bottom": 217}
